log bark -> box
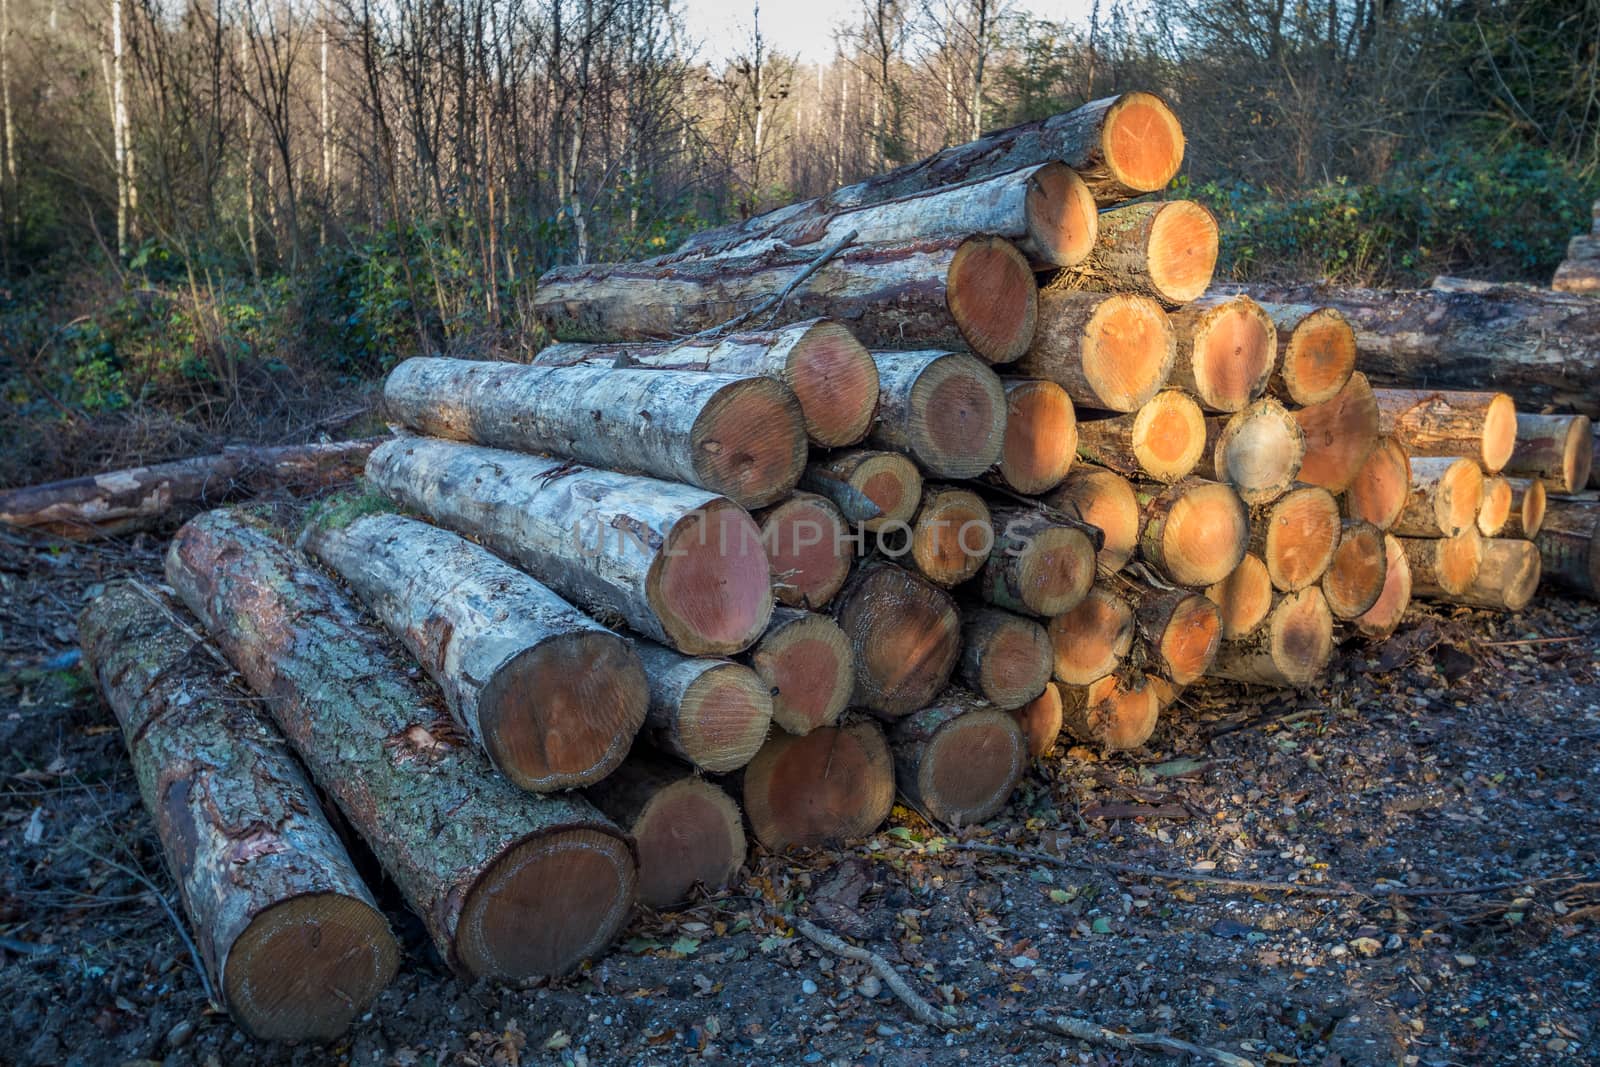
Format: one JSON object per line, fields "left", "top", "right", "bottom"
{"left": 1320, "top": 520, "right": 1387, "bottom": 620}
{"left": 1204, "top": 552, "right": 1274, "bottom": 640}
{"left": 1400, "top": 529, "right": 1484, "bottom": 597}
{"left": 1043, "top": 464, "right": 1139, "bottom": 571}
{"left": 757, "top": 492, "right": 853, "bottom": 609}
{"left": 889, "top": 691, "right": 1028, "bottom": 827}
{"left": 533, "top": 235, "right": 1040, "bottom": 366}
{"left": 831, "top": 561, "right": 962, "bottom": 717}
{"left": 1248, "top": 485, "right": 1342, "bottom": 592}
{"left": 1373, "top": 387, "right": 1518, "bottom": 475}
{"left": 802, "top": 448, "right": 922, "bottom": 530}
{"left": 1208, "top": 587, "right": 1334, "bottom": 688}
{"left": 365, "top": 438, "right": 773, "bottom": 656}
{"left": 1166, "top": 295, "right": 1277, "bottom": 411}
{"left": 1505, "top": 413, "right": 1593, "bottom": 494}
{"left": 1478, "top": 475, "right": 1512, "bottom": 537}
{"left": 1500, "top": 477, "right": 1547, "bottom": 539}
{"left": 78, "top": 582, "right": 398, "bottom": 1042}
{"left": 1343, "top": 435, "right": 1411, "bottom": 531}
{"left": 1437, "top": 538, "right": 1541, "bottom": 611}
{"left": 1258, "top": 304, "right": 1357, "bottom": 406}
{"left": 1057, "top": 673, "right": 1161, "bottom": 751}
{"left": 992, "top": 378, "right": 1077, "bottom": 494}
{"left": 1392, "top": 456, "right": 1484, "bottom": 538}
{"left": 981, "top": 506, "right": 1098, "bottom": 616}
{"left": 1134, "top": 587, "right": 1222, "bottom": 686}
{"left": 748, "top": 607, "right": 855, "bottom": 736}
{"left": 1535, "top": 496, "right": 1600, "bottom": 598}
{"left": 867, "top": 349, "right": 1007, "bottom": 477}
{"left": 1136, "top": 478, "right": 1250, "bottom": 588}
{"left": 1012, "top": 291, "right": 1175, "bottom": 413}
{"left": 382, "top": 357, "right": 806, "bottom": 510}
{"left": 1353, "top": 533, "right": 1414, "bottom": 639}
{"left": 166, "top": 510, "right": 637, "bottom": 982}
{"left": 1292, "top": 371, "right": 1380, "bottom": 493}
{"left": 1076, "top": 390, "right": 1206, "bottom": 483}
{"left": 1047, "top": 583, "right": 1135, "bottom": 684}
{"left": 0, "top": 438, "right": 377, "bottom": 540}
{"left": 959, "top": 607, "right": 1053, "bottom": 709}
{"left": 1011, "top": 684, "right": 1064, "bottom": 758}
{"left": 302, "top": 505, "right": 649, "bottom": 793}
{"left": 1043, "top": 200, "right": 1218, "bottom": 307}
{"left": 1199, "top": 397, "right": 1305, "bottom": 505}
{"left": 630, "top": 641, "right": 774, "bottom": 772}
{"left": 531, "top": 319, "right": 880, "bottom": 448}
{"left": 739, "top": 720, "right": 896, "bottom": 851}
{"left": 585, "top": 753, "right": 746, "bottom": 909}
{"left": 1552, "top": 209, "right": 1600, "bottom": 293}
{"left": 905, "top": 484, "right": 992, "bottom": 587}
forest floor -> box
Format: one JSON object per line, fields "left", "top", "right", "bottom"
{"left": 2, "top": 512, "right": 1597, "bottom": 1067}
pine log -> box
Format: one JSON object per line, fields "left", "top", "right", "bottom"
{"left": 0, "top": 438, "right": 378, "bottom": 540}
{"left": 748, "top": 607, "right": 855, "bottom": 736}
{"left": 831, "top": 561, "right": 962, "bottom": 717}
{"left": 1167, "top": 296, "right": 1277, "bottom": 411}
{"left": 1076, "top": 390, "right": 1206, "bottom": 483}
{"left": 867, "top": 350, "right": 1007, "bottom": 477}
{"left": 739, "top": 720, "right": 896, "bottom": 850}
{"left": 1500, "top": 477, "right": 1547, "bottom": 539}
{"left": 1044, "top": 200, "right": 1219, "bottom": 307}
{"left": 1136, "top": 478, "right": 1251, "bottom": 587}
{"left": 1058, "top": 674, "right": 1161, "bottom": 751}
{"left": 889, "top": 692, "right": 1028, "bottom": 827}
{"left": 533, "top": 235, "right": 1040, "bottom": 365}
{"left": 1208, "top": 587, "right": 1334, "bottom": 688}
{"left": 631, "top": 642, "right": 774, "bottom": 772}
{"left": 78, "top": 582, "right": 398, "bottom": 1041}
{"left": 1200, "top": 397, "right": 1306, "bottom": 505}
{"left": 365, "top": 438, "right": 773, "bottom": 656}
{"left": 1505, "top": 413, "right": 1593, "bottom": 494}
{"left": 1248, "top": 485, "right": 1342, "bottom": 592}
{"left": 1343, "top": 435, "right": 1411, "bottom": 531}
{"left": 1353, "top": 533, "right": 1414, "bottom": 639}
{"left": 1292, "top": 371, "right": 1380, "bottom": 493}
{"left": 802, "top": 449, "right": 922, "bottom": 531}
{"left": 1047, "top": 584, "right": 1136, "bottom": 684}
{"left": 1043, "top": 464, "right": 1139, "bottom": 571}
{"left": 1204, "top": 552, "right": 1274, "bottom": 640}
{"left": 1392, "top": 456, "right": 1485, "bottom": 539}
{"left": 531, "top": 319, "right": 880, "bottom": 448}
{"left": 1437, "top": 538, "right": 1541, "bottom": 612}
{"left": 302, "top": 505, "right": 649, "bottom": 793}
{"left": 1478, "top": 475, "right": 1512, "bottom": 537}
{"left": 166, "top": 510, "right": 637, "bottom": 981}
{"left": 1319, "top": 519, "right": 1387, "bottom": 620}
{"left": 1134, "top": 587, "right": 1222, "bottom": 686}
{"left": 1012, "top": 291, "right": 1175, "bottom": 413}
{"left": 1400, "top": 528, "right": 1485, "bottom": 597}
{"left": 585, "top": 753, "right": 746, "bottom": 909}
{"left": 993, "top": 378, "right": 1078, "bottom": 494}
{"left": 982, "top": 507, "right": 1098, "bottom": 616}
{"left": 959, "top": 607, "right": 1054, "bottom": 709}
{"left": 1011, "top": 684, "right": 1064, "bottom": 758}
{"left": 757, "top": 492, "right": 853, "bottom": 609}
{"left": 1535, "top": 496, "right": 1600, "bottom": 598}
{"left": 1259, "top": 304, "right": 1357, "bottom": 406}
{"left": 1373, "top": 387, "right": 1518, "bottom": 475}
{"left": 904, "top": 485, "right": 992, "bottom": 587}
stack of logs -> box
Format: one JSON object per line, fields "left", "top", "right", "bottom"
{"left": 70, "top": 92, "right": 1600, "bottom": 1042}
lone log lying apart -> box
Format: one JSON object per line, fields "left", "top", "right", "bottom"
{"left": 1167, "top": 295, "right": 1277, "bottom": 411}
{"left": 739, "top": 721, "right": 896, "bottom": 851}
{"left": 1259, "top": 304, "right": 1357, "bottom": 406}
{"left": 993, "top": 378, "right": 1078, "bottom": 494}
{"left": 868, "top": 350, "right": 1007, "bottom": 477}
{"left": 960, "top": 607, "right": 1054, "bottom": 709}
{"left": 1293, "top": 371, "right": 1380, "bottom": 493}
{"left": 1058, "top": 674, "right": 1161, "bottom": 751}
{"left": 1136, "top": 479, "right": 1251, "bottom": 588}
{"left": 302, "top": 506, "right": 649, "bottom": 793}
{"left": 1353, "top": 534, "right": 1414, "bottom": 639}
{"left": 1535, "top": 497, "right": 1600, "bottom": 598}
{"left": 1045, "top": 200, "right": 1219, "bottom": 307}
{"left": 534, "top": 236, "right": 1040, "bottom": 366}
{"left": 1499, "top": 477, "right": 1547, "bottom": 539}
{"left": 757, "top": 492, "right": 853, "bottom": 609}
{"left": 1392, "top": 457, "right": 1484, "bottom": 538}
{"left": 906, "top": 485, "right": 992, "bottom": 587}
{"left": 630, "top": 642, "right": 773, "bottom": 772}
{"left": 803, "top": 448, "right": 922, "bottom": 530}
{"left": 1439, "top": 538, "right": 1541, "bottom": 612}
{"left": 832, "top": 561, "right": 962, "bottom": 716}
{"left": 365, "top": 438, "right": 773, "bottom": 656}
{"left": 1044, "top": 464, "right": 1140, "bottom": 571}
{"left": 1047, "top": 584, "right": 1136, "bottom": 684}
{"left": 981, "top": 507, "right": 1099, "bottom": 616}
{"left": 1076, "top": 390, "right": 1206, "bottom": 483}
{"left": 1321, "top": 520, "right": 1388, "bottom": 620}
{"left": 1012, "top": 291, "right": 1175, "bottom": 413}
{"left": 79, "top": 583, "right": 398, "bottom": 1041}
{"left": 1249, "top": 485, "right": 1343, "bottom": 592}
{"left": 1205, "top": 553, "right": 1274, "bottom": 639}
{"left": 1373, "top": 387, "right": 1518, "bottom": 475}
{"left": 747, "top": 608, "right": 855, "bottom": 735}
{"left": 1134, "top": 588, "right": 1222, "bottom": 686}
{"left": 382, "top": 358, "right": 806, "bottom": 510}
{"left": 1477, "top": 475, "right": 1512, "bottom": 537}
{"left": 532, "top": 319, "right": 880, "bottom": 448}
{"left": 890, "top": 692, "right": 1028, "bottom": 827}
{"left": 1200, "top": 397, "right": 1306, "bottom": 506}
{"left": 585, "top": 754, "right": 746, "bottom": 909}
{"left": 1209, "top": 587, "right": 1334, "bottom": 687}
{"left": 1343, "top": 435, "right": 1411, "bottom": 531}
{"left": 167, "top": 510, "right": 637, "bottom": 981}
{"left": 1505, "top": 413, "right": 1594, "bottom": 494}
{"left": 1400, "top": 529, "right": 1485, "bottom": 597}
{"left": 0, "top": 438, "right": 378, "bottom": 540}
{"left": 1011, "top": 684, "right": 1065, "bottom": 758}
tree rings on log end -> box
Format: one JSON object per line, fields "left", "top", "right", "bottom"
{"left": 1344, "top": 436, "right": 1410, "bottom": 531}
{"left": 946, "top": 236, "right": 1039, "bottom": 364}
{"left": 750, "top": 613, "right": 854, "bottom": 736}
{"left": 905, "top": 352, "right": 1007, "bottom": 478}
{"left": 1144, "top": 201, "right": 1219, "bottom": 305}
{"left": 1504, "top": 477, "right": 1546, "bottom": 539}
{"left": 1185, "top": 297, "right": 1276, "bottom": 411}
{"left": 1293, "top": 371, "right": 1379, "bottom": 493}
{"left": 629, "top": 779, "right": 746, "bottom": 909}
{"left": 1102, "top": 92, "right": 1187, "bottom": 197}
{"left": 652, "top": 501, "right": 773, "bottom": 655}
{"left": 1211, "top": 397, "right": 1305, "bottom": 505}
{"left": 759, "top": 493, "right": 852, "bottom": 610}
{"left": 1276, "top": 307, "right": 1356, "bottom": 406}
{"left": 1131, "top": 390, "right": 1206, "bottom": 482}
{"left": 1479, "top": 392, "right": 1519, "bottom": 474}
{"left": 910, "top": 486, "right": 993, "bottom": 587}
{"left": 833, "top": 564, "right": 961, "bottom": 717}
{"left": 1321, "top": 521, "right": 1387, "bottom": 620}
{"left": 1478, "top": 475, "right": 1513, "bottom": 537}
{"left": 690, "top": 377, "right": 809, "bottom": 509}
{"left": 785, "top": 321, "right": 881, "bottom": 447}
{"left": 964, "top": 609, "right": 1053, "bottom": 709}
{"left": 1354, "top": 534, "right": 1413, "bottom": 640}
{"left": 1060, "top": 674, "right": 1160, "bottom": 751}
{"left": 1153, "top": 594, "right": 1222, "bottom": 686}
{"left": 1080, "top": 294, "right": 1177, "bottom": 412}
{"left": 1048, "top": 585, "right": 1135, "bottom": 685}
{"left": 741, "top": 721, "right": 895, "bottom": 851}
{"left": 1258, "top": 486, "right": 1342, "bottom": 592}
{"left": 912, "top": 709, "right": 1028, "bottom": 826}
{"left": 1205, "top": 553, "right": 1274, "bottom": 640}
{"left": 1266, "top": 588, "right": 1335, "bottom": 686}
{"left": 997, "top": 379, "right": 1077, "bottom": 494}
{"left": 1012, "top": 683, "right": 1064, "bottom": 758}
{"left": 1046, "top": 466, "right": 1139, "bottom": 572}
{"left": 670, "top": 661, "right": 774, "bottom": 772}
{"left": 1025, "top": 162, "right": 1099, "bottom": 267}
{"left": 1142, "top": 480, "right": 1250, "bottom": 588}
{"left": 1002, "top": 521, "right": 1097, "bottom": 616}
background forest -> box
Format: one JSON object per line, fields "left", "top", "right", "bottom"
{"left": 1, "top": 0, "right": 1598, "bottom": 483}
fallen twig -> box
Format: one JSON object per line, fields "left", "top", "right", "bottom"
{"left": 1480, "top": 635, "right": 1586, "bottom": 647}
{"left": 1029, "top": 1012, "right": 1257, "bottom": 1067}
{"left": 685, "top": 230, "right": 859, "bottom": 340}
{"left": 778, "top": 910, "right": 959, "bottom": 1030}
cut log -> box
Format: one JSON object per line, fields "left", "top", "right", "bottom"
{"left": 1400, "top": 528, "right": 1485, "bottom": 597}
{"left": 1199, "top": 397, "right": 1305, "bottom": 506}
{"left": 981, "top": 507, "right": 1098, "bottom": 616}
{"left": 890, "top": 692, "right": 1028, "bottom": 827}
{"left": 78, "top": 582, "right": 398, "bottom": 1042}
{"left": 631, "top": 642, "right": 773, "bottom": 773}
{"left": 1343, "top": 435, "right": 1411, "bottom": 531}
{"left": 959, "top": 607, "right": 1054, "bottom": 709}
{"left": 1320, "top": 520, "right": 1387, "bottom": 620}
{"left": 302, "top": 506, "right": 649, "bottom": 793}
{"left": 1292, "top": 371, "right": 1380, "bottom": 493}
{"left": 1058, "top": 674, "right": 1160, "bottom": 751}
{"left": 748, "top": 607, "right": 855, "bottom": 736}
{"left": 803, "top": 449, "right": 922, "bottom": 531}
{"left": 993, "top": 378, "right": 1077, "bottom": 494}
{"left": 868, "top": 350, "right": 1007, "bottom": 477}
{"left": 366, "top": 438, "right": 772, "bottom": 656}
{"left": 534, "top": 235, "right": 1039, "bottom": 365}
{"left": 1047, "top": 584, "right": 1135, "bottom": 684}
{"left": 1043, "top": 464, "right": 1139, "bottom": 571}
{"left": 1134, "top": 587, "right": 1222, "bottom": 686}
{"left": 1011, "top": 684, "right": 1064, "bottom": 758}
{"left": 905, "top": 485, "right": 992, "bottom": 587}
{"left": 1478, "top": 475, "right": 1512, "bottom": 537}
{"left": 1353, "top": 534, "right": 1413, "bottom": 639}
{"left": 531, "top": 319, "right": 880, "bottom": 448}
{"left": 1260, "top": 304, "right": 1357, "bottom": 406}
{"left": 1593, "top": 430, "right": 1600, "bottom": 489}
{"left": 1438, "top": 538, "right": 1541, "bottom": 611}
{"left": 1076, "top": 390, "right": 1206, "bottom": 483}
{"left": 1209, "top": 587, "right": 1334, "bottom": 687}
{"left": 1555, "top": 226, "right": 1600, "bottom": 294}
{"left": 1373, "top": 387, "right": 1518, "bottom": 475}
{"left": 1392, "top": 456, "right": 1485, "bottom": 539}
{"left": 1136, "top": 479, "right": 1250, "bottom": 587}
{"left": 1204, "top": 552, "right": 1274, "bottom": 640}
{"left": 1249, "top": 485, "right": 1342, "bottom": 592}
{"left": 1505, "top": 413, "right": 1593, "bottom": 494}
{"left": 1500, "top": 477, "right": 1547, "bottom": 539}
{"left": 1167, "top": 296, "right": 1276, "bottom": 412}
{"left": 0, "top": 438, "right": 378, "bottom": 540}
{"left": 166, "top": 510, "right": 637, "bottom": 981}
{"left": 1145, "top": 675, "right": 1185, "bottom": 710}
{"left": 757, "top": 492, "right": 853, "bottom": 609}
{"left": 739, "top": 720, "right": 896, "bottom": 850}
{"left": 831, "top": 561, "right": 962, "bottom": 717}
{"left": 1045, "top": 200, "right": 1219, "bottom": 307}
{"left": 1012, "top": 291, "right": 1175, "bottom": 413}
{"left": 585, "top": 754, "right": 746, "bottom": 908}
{"left": 1535, "top": 496, "right": 1600, "bottom": 598}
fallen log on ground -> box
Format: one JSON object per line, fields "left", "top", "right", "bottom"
{"left": 1343, "top": 435, "right": 1411, "bottom": 532}
{"left": 1292, "top": 371, "right": 1380, "bottom": 493}
{"left": 1199, "top": 397, "right": 1306, "bottom": 506}
{"left": 757, "top": 492, "right": 853, "bottom": 609}
{"left": 1440, "top": 538, "right": 1541, "bottom": 612}
{"left": 747, "top": 607, "right": 855, "bottom": 736}
{"left": 1076, "top": 390, "right": 1206, "bottom": 483}
{"left": 1208, "top": 586, "right": 1334, "bottom": 687}
{"left": 1167, "top": 295, "right": 1277, "bottom": 411}
{"left": 1400, "top": 529, "right": 1485, "bottom": 597}
{"left": 1136, "top": 479, "right": 1251, "bottom": 588}
{"left": 1505, "top": 413, "right": 1593, "bottom": 494}
{"left": 739, "top": 720, "right": 896, "bottom": 850}
{"left": 832, "top": 561, "right": 963, "bottom": 717}
{"left": 1047, "top": 584, "right": 1136, "bottom": 685}
{"left": 1044, "top": 200, "right": 1219, "bottom": 307}
{"left": 802, "top": 448, "right": 922, "bottom": 530}
{"left": 1044, "top": 464, "right": 1140, "bottom": 572}
{"left": 890, "top": 691, "right": 1028, "bottom": 827}
{"left": 1320, "top": 520, "right": 1388, "bottom": 620}
{"left": 960, "top": 607, "right": 1054, "bottom": 709}
{"left": 1353, "top": 534, "right": 1414, "bottom": 639}
{"left": 992, "top": 378, "right": 1078, "bottom": 494}
{"left": 1012, "top": 291, "right": 1174, "bottom": 413}
{"left": 630, "top": 641, "right": 774, "bottom": 772}
{"left": 1372, "top": 387, "right": 1517, "bottom": 475}
{"left": 867, "top": 350, "right": 1007, "bottom": 477}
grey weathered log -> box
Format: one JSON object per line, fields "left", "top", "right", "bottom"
{"left": 866, "top": 350, "right": 1007, "bottom": 478}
